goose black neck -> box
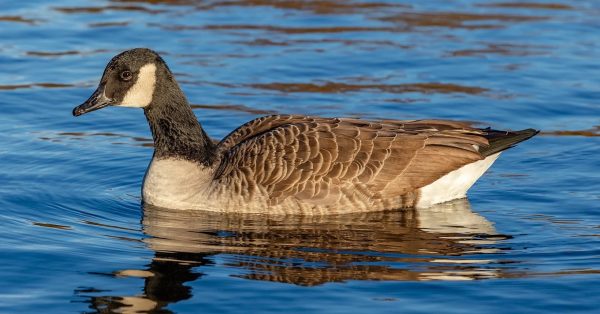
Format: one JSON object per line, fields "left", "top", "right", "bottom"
{"left": 144, "top": 81, "right": 215, "bottom": 165}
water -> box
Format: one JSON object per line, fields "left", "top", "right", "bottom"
{"left": 0, "top": 0, "right": 599, "bottom": 313}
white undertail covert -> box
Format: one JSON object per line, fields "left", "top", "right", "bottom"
{"left": 416, "top": 153, "right": 501, "bottom": 208}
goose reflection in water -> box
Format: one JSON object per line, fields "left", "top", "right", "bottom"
{"left": 80, "top": 199, "right": 512, "bottom": 313}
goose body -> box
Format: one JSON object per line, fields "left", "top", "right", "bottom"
{"left": 73, "top": 48, "right": 537, "bottom": 214}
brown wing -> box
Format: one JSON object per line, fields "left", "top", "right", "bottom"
{"left": 217, "top": 114, "right": 312, "bottom": 153}
{"left": 214, "top": 115, "right": 489, "bottom": 207}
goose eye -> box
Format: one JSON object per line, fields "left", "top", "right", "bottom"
{"left": 120, "top": 70, "right": 132, "bottom": 81}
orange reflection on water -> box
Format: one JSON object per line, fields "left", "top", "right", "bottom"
{"left": 380, "top": 11, "right": 546, "bottom": 29}
{"left": 249, "top": 82, "right": 489, "bottom": 95}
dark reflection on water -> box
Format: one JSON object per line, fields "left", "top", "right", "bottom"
{"left": 541, "top": 126, "right": 600, "bottom": 137}
{"left": 197, "top": 0, "right": 409, "bottom": 14}
{"left": 25, "top": 49, "right": 109, "bottom": 57}
{"left": 0, "top": 83, "right": 79, "bottom": 90}
{"left": 234, "top": 37, "right": 412, "bottom": 49}
{"left": 379, "top": 11, "right": 546, "bottom": 29}
{"left": 479, "top": 2, "right": 574, "bottom": 10}
{"left": 190, "top": 103, "right": 277, "bottom": 115}
{"left": 78, "top": 199, "right": 511, "bottom": 312}
{"left": 0, "top": 15, "right": 40, "bottom": 24}
{"left": 448, "top": 43, "right": 549, "bottom": 57}
{"left": 54, "top": 5, "right": 167, "bottom": 14}
{"left": 249, "top": 82, "right": 489, "bottom": 95}
{"left": 161, "top": 23, "right": 401, "bottom": 34}
{"left": 80, "top": 255, "right": 208, "bottom": 314}
{"left": 36, "top": 131, "right": 154, "bottom": 147}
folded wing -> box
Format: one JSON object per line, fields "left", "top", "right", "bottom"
{"left": 213, "top": 115, "right": 490, "bottom": 208}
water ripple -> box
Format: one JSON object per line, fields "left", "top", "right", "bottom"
{"left": 0, "top": 0, "right": 598, "bottom": 312}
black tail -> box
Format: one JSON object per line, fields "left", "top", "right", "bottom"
{"left": 479, "top": 128, "right": 539, "bottom": 157}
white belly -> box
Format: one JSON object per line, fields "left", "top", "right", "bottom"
{"left": 416, "top": 153, "right": 500, "bottom": 208}
{"left": 142, "top": 158, "right": 213, "bottom": 209}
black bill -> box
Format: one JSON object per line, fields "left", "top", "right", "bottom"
{"left": 72, "top": 87, "right": 114, "bottom": 116}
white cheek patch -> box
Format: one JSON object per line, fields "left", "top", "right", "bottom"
{"left": 119, "top": 63, "right": 157, "bottom": 108}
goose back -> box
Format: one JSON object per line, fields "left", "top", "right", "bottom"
{"left": 211, "top": 115, "right": 491, "bottom": 213}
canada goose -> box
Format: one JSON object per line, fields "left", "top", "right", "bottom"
{"left": 73, "top": 48, "right": 537, "bottom": 214}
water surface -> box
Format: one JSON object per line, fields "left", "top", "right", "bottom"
{"left": 0, "top": 0, "right": 599, "bottom": 313}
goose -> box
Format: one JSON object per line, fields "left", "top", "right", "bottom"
{"left": 73, "top": 48, "right": 538, "bottom": 214}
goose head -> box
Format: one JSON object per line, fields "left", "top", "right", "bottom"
{"left": 73, "top": 48, "right": 171, "bottom": 116}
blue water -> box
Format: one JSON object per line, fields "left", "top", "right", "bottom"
{"left": 1, "top": 0, "right": 599, "bottom": 313}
